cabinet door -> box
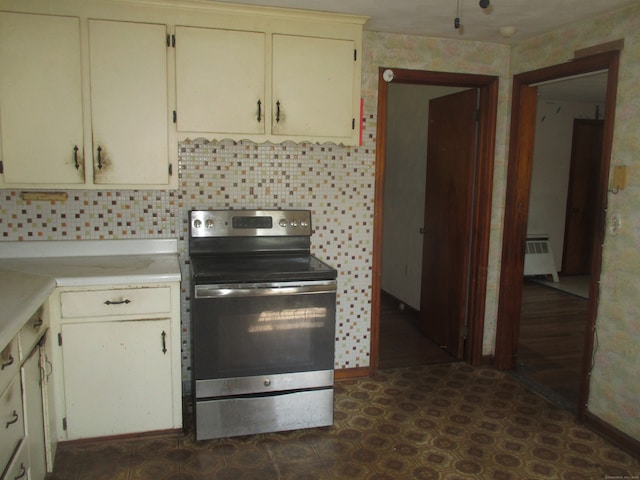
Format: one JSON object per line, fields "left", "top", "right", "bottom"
{"left": 0, "top": 13, "right": 84, "bottom": 185}
{"left": 89, "top": 20, "right": 170, "bottom": 186}
{"left": 272, "top": 34, "right": 355, "bottom": 140}
{"left": 176, "top": 26, "right": 266, "bottom": 135}
{"left": 22, "top": 344, "right": 47, "bottom": 480}
{"left": 61, "top": 319, "right": 172, "bottom": 440}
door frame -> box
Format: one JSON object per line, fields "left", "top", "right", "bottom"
{"left": 371, "top": 67, "right": 499, "bottom": 372}
{"left": 494, "top": 51, "right": 620, "bottom": 420}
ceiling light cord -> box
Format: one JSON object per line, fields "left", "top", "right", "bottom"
{"left": 455, "top": 0, "right": 491, "bottom": 31}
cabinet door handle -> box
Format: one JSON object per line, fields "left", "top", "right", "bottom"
{"left": 276, "top": 100, "right": 281, "bottom": 123}
{"left": 97, "top": 145, "right": 103, "bottom": 170}
{"left": 73, "top": 145, "right": 80, "bottom": 170}
{"left": 33, "top": 317, "right": 44, "bottom": 329}
{"left": 14, "top": 463, "right": 27, "bottom": 480}
{"left": 6, "top": 410, "right": 19, "bottom": 428}
{"left": 161, "top": 330, "right": 167, "bottom": 354}
{"left": 104, "top": 299, "right": 131, "bottom": 305}
{"left": 257, "top": 100, "right": 262, "bottom": 123}
{"left": 1, "top": 354, "right": 14, "bottom": 370}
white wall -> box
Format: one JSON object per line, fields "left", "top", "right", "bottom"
{"left": 382, "top": 83, "right": 465, "bottom": 310}
{"left": 527, "top": 99, "right": 604, "bottom": 269}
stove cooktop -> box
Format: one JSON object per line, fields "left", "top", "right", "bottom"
{"left": 190, "top": 254, "right": 337, "bottom": 284}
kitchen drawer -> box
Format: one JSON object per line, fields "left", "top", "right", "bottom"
{"left": 1, "top": 438, "right": 28, "bottom": 480}
{"left": 19, "top": 306, "right": 47, "bottom": 362}
{"left": 0, "top": 376, "right": 25, "bottom": 472}
{"left": 0, "top": 337, "right": 19, "bottom": 396}
{"left": 60, "top": 286, "right": 172, "bottom": 318}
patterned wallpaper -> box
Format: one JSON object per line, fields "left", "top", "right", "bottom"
{"left": 510, "top": 3, "right": 640, "bottom": 440}
{"left": 1, "top": 1, "right": 638, "bottom": 440}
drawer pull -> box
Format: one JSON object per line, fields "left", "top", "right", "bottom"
{"left": 1, "top": 354, "right": 14, "bottom": 370}
{"left": 6, "top": 410, "right": 19, "bottom": 428}
{"left": 104, "top": 299, "right": 132, "bottom": 306}
{"left": 14, "top": 463, "right": 27, "bottom": 480}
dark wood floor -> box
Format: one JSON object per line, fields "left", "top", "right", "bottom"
{"left": 378, "top": 282, "right": 588, "bottom": 410}
{"left": 379, "top": 291, "right": 456, "bottom": 369}
{"left": 517, "top": 279, "right": 589, "bottom": 408}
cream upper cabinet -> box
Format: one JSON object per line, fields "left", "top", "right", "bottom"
{"left": 0, "top": 13, "right": 85, "bottom": 185}
{"left": 89, "top": 20, "right": 172, "bottom": 186}
{"left": 176, "top": 26, "right": 266, "bottom": 135}
{"left": 0, "top": 12, "right": 176, "bottom": 190}
{"left": 272, "top": 34, "right": 356, "bottom": 140}
{"left": 174, "top": 15, "right": 365, "bottom": 146}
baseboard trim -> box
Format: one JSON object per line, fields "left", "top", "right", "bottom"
{"left": 335, "top": 367, "right": 371, "bottom": 380}
{"left": 583, "top": 411, "right": 640, "bottom": 459}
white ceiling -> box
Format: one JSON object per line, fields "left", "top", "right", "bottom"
{"left": 212, "top": 0, "right": 637, "bottom": 44}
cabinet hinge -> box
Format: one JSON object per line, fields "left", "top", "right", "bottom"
{"left": 169, "top": 163, "right": 173, "bottom": 176}
{"left": 354, "top": 49, "right": 357, "bottom": 61}
{"left": 58, "top": 333, "right": 62, "bottom": 346}
{"left": 173, "top": 111, "right": 177, "bottom": 124}
{"left": 461, "top": 324, "right": 469, "bottom": 340}
{"left": 62, "top": 417, "right": 67, "bottom": 431}
{"left": 0, "top": 161, "right": 3, "bottom": 174}
{"left": 167, "top": 34, "right": 175, "bottom": 48}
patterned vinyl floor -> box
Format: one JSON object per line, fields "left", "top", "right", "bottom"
{"left": 48, "top": 363, "right": 640, "bottom": 480}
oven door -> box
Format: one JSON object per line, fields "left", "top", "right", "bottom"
{"left": 192, "top": 280, "right": 336, "bottom": 395}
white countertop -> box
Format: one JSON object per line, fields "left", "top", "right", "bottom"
{"left": 0, "top": 239, "right": 182, "bottom": 349}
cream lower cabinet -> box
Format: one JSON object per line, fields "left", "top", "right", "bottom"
{"left": 50, "top": 283, "right": 182, "bottom": 441}
{"left": 1, "top": 307, "right": 51, "bottom": 480}
{"left": 21, "top": 342, "right": 47, "bottom": 480}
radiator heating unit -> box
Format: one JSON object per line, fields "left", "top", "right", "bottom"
{"left": 523, "top": 235, "right": 559, "bottom": 283}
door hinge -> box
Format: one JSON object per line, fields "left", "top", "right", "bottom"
{"left": 167, "top": 34, "right": 175, "bottom": 48}
{"left": 354, "top": 49, "right": 357, "bottom": 61}
{"left": 461, "top": 324, "right": 469, "bottom": 340}
{"left": 169, "top": 163, "right": 173, "bottom": 176}
{"left": 58, "top": 333, "right": 62, "bottom": 346}
{"left": 62, "top": 417, "right": 67, "bottom": 431}
{"left": 0, "top": 161, "right": 3, "bottom": 174}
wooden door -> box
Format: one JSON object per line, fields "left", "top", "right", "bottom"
{"left": 561, "top": 119, "right": 604, "bottom": 275}
{"left": 420, "top": 89, "right": 478, "bottom": 358}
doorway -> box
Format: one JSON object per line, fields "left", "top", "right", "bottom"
{"left": 371, "top": 67, "right": 499, "bottom": 373}
{"left": 495, "top": 51, "right": 620, "bottom": 419}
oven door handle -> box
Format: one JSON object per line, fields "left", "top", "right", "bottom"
{"left": 194, "top": 281, "right": 336, "bottom": 298}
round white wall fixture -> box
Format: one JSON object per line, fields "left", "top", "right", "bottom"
{"left": 383, "top": 69, "right": 394, "bottom": 83}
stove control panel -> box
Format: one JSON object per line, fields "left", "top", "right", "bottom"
{"left": 190, "top": 209, "right": 312, "bottom": 237}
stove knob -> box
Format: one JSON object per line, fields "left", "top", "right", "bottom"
{"left": 205, "top": 218, "right": 214, "bottom": 229}
{"left": 290, "top": 220, "right": 298, "bottom": 227}
{"left": 193, "top": 219, "right": 202, "bottom": 229}
{"left": 300, "top": 220, "right": 308, "bottom": 228}
{"left": 279, "top": 218, "right": 288, "bottom": 228}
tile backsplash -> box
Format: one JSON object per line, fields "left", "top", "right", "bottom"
{"left": 0, "top": 118, "right": 377, "bottom": 386}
